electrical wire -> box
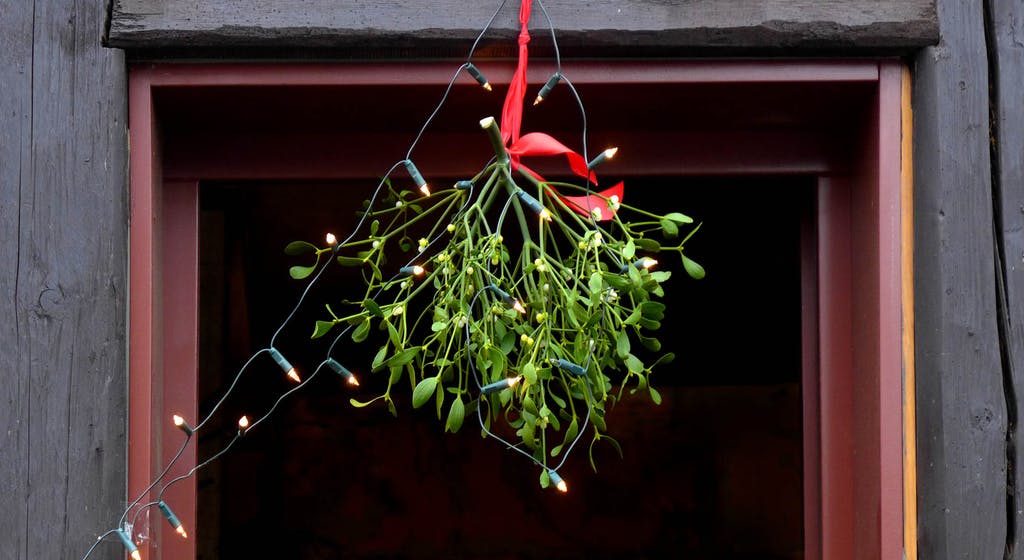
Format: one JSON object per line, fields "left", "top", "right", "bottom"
{"left": 81, "top": 2, "right": 621, "bottom": 556}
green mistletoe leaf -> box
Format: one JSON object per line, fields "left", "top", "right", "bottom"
{"left": 681, "top": 254, "right": 706, "bottom": 280}
{"left": 312, "top": 320, "right": 335, "bottom": 339}
{"left": 289, "top": 265, "right": 316, "bottom": 280}
{"left": 445, "top": 396, "right": 465, "bottom": 432}
{"left": 284, "top": 240, "right": 318, "bottom": 255}
{"left": 663, "top": 212, "right": 693, "bottom": 224}
{"left": 412, "top": 377, "right": 439, "bottom": 408}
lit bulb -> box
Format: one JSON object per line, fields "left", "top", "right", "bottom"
{"left": 326, "top": 358, "right": 359, "bottom": 387}
{"left": 548, "top": 470, "right": 569, "bottom": 493}
{"left": 534, "top": 73, "right": 562, "bottom": 105}
{"left": 487, "top": 285, "right": 526, "bottom": 314}
{"left": 157, "top": 501, "right": 187, "bottom": 540}
{"left": 238, "top": 415, "right": 250, "bottom": 431}
{"left": 480, "top": 376, "right": 523, "bottom": 395}
{"left": 403, "top": 160, "right": 430, "bottom": 197}
{"left": 116, "top": 529, "right": 140, "bottom": 560}
{"left": 621, "top": 257, "right": 659, "bottom": 273}
{"left": 587, "top": 147, "right": 619, "bottom": 170}
{"left": 268, "top": 348, "right": 298, "bottom": 382}
{"left": 325, "top": 232, "right": 337, "bottom": 246}
{"left": 400, "top": 265, "right": 425, "bottom": 276}
{"left": 514, "top": 189, "right": 552, "bottom": 221}
{"left": 172, "top": 414, "right": 193, "bottom": 436}
{"left": 465, "top": 63, "right": 492, "bottom": 91}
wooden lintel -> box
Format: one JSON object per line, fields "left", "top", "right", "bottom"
{"left": 107, "top": 0, "right": 938, "bottom": 55}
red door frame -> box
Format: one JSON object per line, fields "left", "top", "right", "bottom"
{"left": 128, "top": 60, "right": 905, "bottom": 559}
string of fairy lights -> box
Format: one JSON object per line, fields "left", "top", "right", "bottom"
{"left": 80, "top": 0, "right": 629, "bottom": 557}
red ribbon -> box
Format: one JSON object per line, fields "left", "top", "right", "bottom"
{"left": 496, "top": 0, "right": 622, "bottom": 221}
{"left": 499, "top": 0, "right": 532, "bottom": 146}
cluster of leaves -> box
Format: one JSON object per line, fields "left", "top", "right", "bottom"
{"left": 286, "top": 138, "right": 702, "bottom": 480}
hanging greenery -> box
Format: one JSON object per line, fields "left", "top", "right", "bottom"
{"left": 287, "top": 115, "right": 703, "bottom": 487}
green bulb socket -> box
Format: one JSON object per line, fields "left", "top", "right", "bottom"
{"left": 117, "top": 529, "right": 139, "bottom": 554}
{"left": 157, "top": 500, "right": 182, "bottom": 530}
{"left": 326, "top": 358, "right": 355, "bottom": 381}
{"left": 552, "top": 358, "right": 587, "bottom": 377}
{"left": 513, "top": 189, "right": 545, "bottom": 216}
{"left": 480, "top": 379, "right": 512, "bottom": 395}
{"left": 268, "top": 348, "right": 293, "bottom": 373}
{"left": 403, "top": 160, "right": 428, "bottom": 190}
{"left": 534, "top": 73, "right": 562, "bottom": 104}
{"left": 465, "top": 63, "right": 492, "bottom": 90}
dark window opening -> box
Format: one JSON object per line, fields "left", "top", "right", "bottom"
{"left": 196, "top": 175, "right": 809, "bottom": 560}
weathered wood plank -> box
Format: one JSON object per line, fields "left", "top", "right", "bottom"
{"left": 107, "top": 0, "right": 938, "bottom": 54}
{"left": 913, "top": 0, "right": 1007, "bottom": 557}
{"left": 0, "top": 0, "right": 35, "bottom": 556}
{"left": 987, "top": 0, "right": 1024, "bottom": 555}
{"left": 0, "top": 0, "right": 129, "bottom": 559}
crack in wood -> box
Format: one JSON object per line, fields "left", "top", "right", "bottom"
{"left": 983, "top": 1, "right": 1018, "bottom": 557}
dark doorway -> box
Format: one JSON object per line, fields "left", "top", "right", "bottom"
{"left": 196, "top": 175, "right": 809, "bottom": 559}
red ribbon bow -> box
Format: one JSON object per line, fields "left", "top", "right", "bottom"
{"left": 496, "top": 0, "right": 622, "bottom": 221}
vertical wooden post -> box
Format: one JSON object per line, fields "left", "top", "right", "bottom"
{"left": 913, "top": 0, "right": 1008, "bottom": 557}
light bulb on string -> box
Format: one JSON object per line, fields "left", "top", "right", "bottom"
{"left": 548, "top": 469, "right": 569, "bottom": 493}
{"left": 172, "top": 414, "right": 193, "bottom": 436}
{"left": 480, "top": 376, "right": 522, "bottom": 395}
{"left": 157, "top": 501, "right": 187, "bottom": 539}
{"left": 403, "top": 160, "right": 430, "bottom": 196}
{"left": 465, "top": 63, "right": 492, "bottom": 91}
{"left": 454, "top": 180, "right": 474, "bottom": 190}
{"left": 400, "top": 265, "right": 426, "bottom": 277}
{"left": 325, "top": 232, "right": 337, "bottom": 247}
{"left": 116, "top": 529, "right": 142, "bottom": 560}
{"left": 551, "top": 358, "right": 587, "bottom": 377}
{"left": 326, "top": 358, "right": 360, "bottom": 386}
{"left": 620, "top": 257, "right": 658, "bottom": 272}
{"left": 586, "top": 147, "right": 618, "bottom": 170}
{"left": 533, "top": 73, "right": 562, "bottom": 106}
{"left": 237, "top": 415, "right": 250, "bottom": 434}
{"left": 486, "top": 284, "right": 526, "bottom": 314}
{"left": 513, "top": 189, "right": 552, "bottom": 222}
{"left": 268, "top": 347, "right": 300, "bottom": 383}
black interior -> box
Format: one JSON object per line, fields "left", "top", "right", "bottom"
{"left": 195, "top": 175, "right": 810, "bottom": 559}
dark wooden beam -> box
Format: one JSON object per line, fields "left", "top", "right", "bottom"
{"left": 0, "top": 0, "right": 128, "bottom": 559}
{"left": 107, "top": 0, "right": 938, "bottom": 55}
{"left": 913, "top": 0, "right": 1008, "bottom": 557}
{"left": 986, "top": 0, "right": 1024, "bottom": 556}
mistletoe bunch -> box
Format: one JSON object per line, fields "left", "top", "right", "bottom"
{"left": 287, "top": 117, "right": 702, "bottom": 486}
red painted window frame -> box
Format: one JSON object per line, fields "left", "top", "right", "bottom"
{"left": 128, "top": 60, "right": 904, "bottom": 559}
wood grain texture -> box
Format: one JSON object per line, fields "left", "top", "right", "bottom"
{"left": 107, "top": 0, "right": 938, "bottom": 54}
{"left": 0, "top": 0, "right": 34, "bottom": 556}
{"left": 0, "top": 1, "right": 129, "bottom": 559}
{"left": 912, "top": 0, "right": 1007, "bottom": 557}
{"left": 987, "top": 0, "right": 1024, "bottom": 555}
